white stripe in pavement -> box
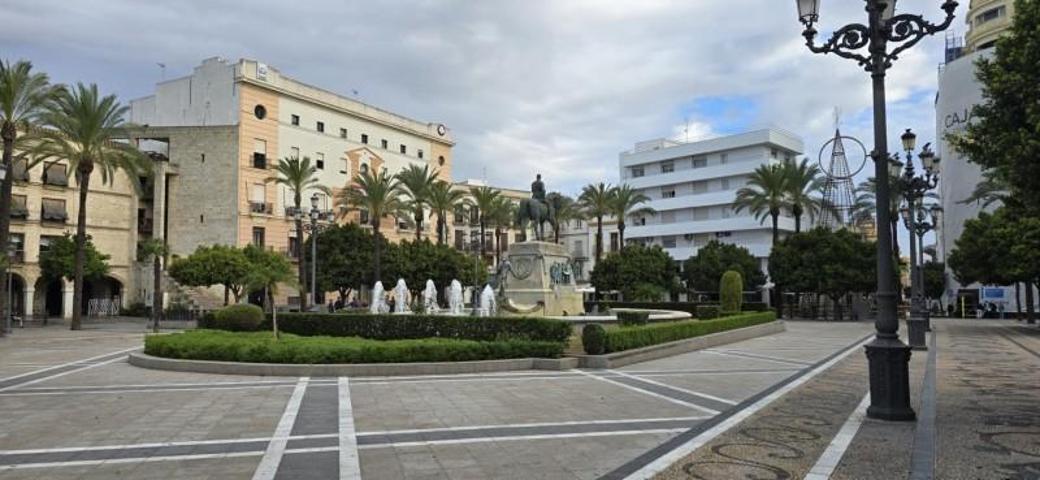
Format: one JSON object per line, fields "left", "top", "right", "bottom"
{"left": 0, "top": 346, "right": 140, "bottom": 385}
{"left": 338, "top": 377, "right": 361, "bottom": 480}
{"left": 252, "top": 377, "right": 309, "bottom": 480}
{"left": 359, "top": 416, "right": 710, "bottom": 436}
{"left": 621, "top": 335, "right": 872, "bottom": 480}
{"left": 700, "top": 349, "right": 813, "bottom": 366}
{"left": 572, "top": 369, "right": 720, "bottom": 416}
{"left": 805, "top": 392, "right": 870, "bottom": 480}
{"left": 0, "top": 354, "right": 133, "bottom": 393}
{"left": 0, "top": 384, "right": 303, "bottom": 397}
{"left": 609, "top": 370, "right": 739, "bottom": 406}
{"left": 0, "top": 450, "right": 265, "bottom": 471}
{"left": 359, "top": 428, "right": 689, "bottom": 449}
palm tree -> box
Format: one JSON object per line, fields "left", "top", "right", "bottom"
{"left": 0, "top": 60, "right": 56, "bottom": 335}
{"left": 337, "top": 169, "right": 404, "bottom": 281}
{"left": 468, "top": 186, "right": 500, "bottom": 259}
{"left": 487, "top": 196, "right": 515, "bottom": 264}
{"left": 783, "top": 159, "right": 826, "bottom": 232}
{"left": 733, "top": 164, "right": 787, "bottom": 244}
{"left": 579, "top": 182, "right": 615, "bottom": 262}
{"left": 395, "top": 164, "right": 439, "bottom": 241}
{"left": 611, "top": 184, "right": 655, "bottom": 247}
{"left": 35, "top": 84, "right": 151, "bottom": 330}
{"left": 137, "top": 239, "right": 167, "bottom": 333}
{"left": 266, "top": 156, "right": 329, "bottom": 310}
{"left": 426, "top": 180, "right": 467, "bottom": 245}
{"left": 856, "top": 174, "right": 905, "bottom": 257}
{"left": 960, "top": 170, "right": 1009, "bottom": 208}
{"left": 546, "top": 192, "right": 583, "bottom": 244}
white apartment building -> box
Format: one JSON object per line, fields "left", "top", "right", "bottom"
{"left": 559, "top": 216, "right": 620, "bottom": 282}
{"left": 618, "top": 129, "right": 804, "bottom": 272}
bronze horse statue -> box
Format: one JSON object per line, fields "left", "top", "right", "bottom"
{"left": 515, "top": 198, "right": 554, "bottom": 241}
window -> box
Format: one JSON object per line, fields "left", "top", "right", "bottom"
{"left": 631, "top": 166, "right": 644, "bottom": 178}
{"left": 400, "top": 144, "right": 407, "bottom": 154}
{"left": 691, "top": 181, "right": 708, "bottom": 194}
{"left": 39, "top": 235, "right": 60, "bottom": 254}
{"left": 515, "top": 231, "right": 527, "bottom": 243}
{"left": 316, "top": 121, "right": 325, "bottom": 133}
{"left": 785, "top": 154, "right": 793, "bottom": 164}
{"left": 9, "top": 233, "right": 24, "bottom": 262}
{"left": 660, "top": 211, "right": 675, "bottom": 224}
{"left": 976, "top": 6, "right": 1005, "bottom": 25}
{"left": 359, "top": 209, "right": 370, "bottom": 225}
{"left": 340, "top": 128, "right": 347, "bottom": 139}
{"left": 454, "top": 206, "right": 467, "bottom": 225}
{"left": 41, "top": 198, "right": 67, "bottom": 222}
{"left": 721, "top": 206, "right": 732, "bottom": 219}
{"left": 720, "top": 153, "right": 728, "bottom": 164}
{"left": 253, "top": 139, "right": 267, "bottom": 169}
{"left": 610, "top": 232, "right": 619, "bottom": 252}
{"left": 693, "top": 207, "right": 709, "bottom": 221}
{"left": 662, "top": 188, "right": 676, "bottom": 199}
{"left": 361, "top": 134, "right": 369, "bottom": 144}
{"left": 200, "top": 153, "right": 206, "bottom": 163}
{"left": 661, "top": 161, "right": 674, "bottom": 173}
{"left": 291, "top": 114, "right": 300, "bottom": 126}
{"left": 418, "top": 149, "right": 424, "bottom": 159}
{"left": 574, "top": 219, "right": 583, "bottom": 229}
{"left": 10, "top": 194, "right": 28, "bottom": 219}
{"left": 771, "top": 148, "right": 778, "bottom": 158}
{"left": 43, "top": 163, "right": 68, "bottom": 186}
{"left": 12, "top": 159, "right": 29, "bottom": 181}
{"left": 340, "top": 158, "right": 349, "bottom": 175}
{"left": 252, "top": 227, "right": 266, "bottom": 247}
{"left": 381, "top": 139, "right": 388, "bottom": 149}
{"left": 500, "top": 233, "right": 508, "bottom": 251}
{"left": 692, "top": 156, "right": 707, "bottom": 168}
{"left": 721, "top": 178, "right": 730, "bottom": 190}
{"left": 573, "top": 240, "right": 584, "bottom": 257}
{"left": 438, "top": 155, "right": 446, "bottom": 166}
{"left": 454, "top": 230, "right": 466, "bottom": 250}
{"left": 250, "top": 184, "right": 267, "bottom": 213}
{"left": 662, "top": 236, "right": 677, "bottom": 249}
{"left": 315, "top": 152, "right": 325, "bottom": 170}
{"left": 254, "top": 105, "right": 267, "bottom": 120}
{"left": 470, "top": 208, "right": 480, "bottom": 225}
{"left": 288, "top": 236, "right": 300, "bottom": 258}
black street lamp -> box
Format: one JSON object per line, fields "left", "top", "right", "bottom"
{"left": 295, "top": 193, "right": 330, "bottom": 311}
{"left": 796, "top": 0, "right": 956, "bottom": 421}
{"left": 898, "top": 131, "right": 940, "bottom": 350}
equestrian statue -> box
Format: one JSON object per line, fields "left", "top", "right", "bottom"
{"left": 515, "top": 173, "right": 555, "bottom": 241}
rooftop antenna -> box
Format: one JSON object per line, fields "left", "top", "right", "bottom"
{"left": 833, "top": 106, "right": 842, "bottom": 131}
{"left": 683, "top": 116, "right": 690, "bottom": 143}
{"left": 157, "top": 63, "right": 166, "bottom": 81}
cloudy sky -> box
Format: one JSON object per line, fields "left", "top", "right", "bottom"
{"left": 1, "top": 0, "right": 962, "bottom": 196}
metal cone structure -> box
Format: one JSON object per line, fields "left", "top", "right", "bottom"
{"left": 820, "top": 129, "right": 859, "bottom": 229}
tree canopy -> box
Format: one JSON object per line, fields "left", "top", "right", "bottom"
{"left": 39, "top": 234, "right": 109, "bottom": 281}
{"left": 168, "top": 244, "right": 252, "bottom": 304}
{"left": 948, "top": 208, "right": 1040, "bottom": 287}
{"left": 682, "top": 240, "right": 766, "bottom": 293}
{"left": 590, "top": 244, "right": 678, "bottom": 300}
{"left": 769, "top": 228, "right": 876, "bottom": 309}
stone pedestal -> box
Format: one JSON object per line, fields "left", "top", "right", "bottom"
{"left": 499, "top": 241, "right": 584, "bottom": 317}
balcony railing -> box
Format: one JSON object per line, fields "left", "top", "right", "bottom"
{"left": 249, "top": 201, "right": 272, "bottom": 214}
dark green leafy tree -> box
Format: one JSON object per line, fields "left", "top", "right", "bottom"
{"left": 590, "top": 244, "right": 678, "bottom": 300}
{"left": 243, "top": 244, "right": 295, "bottom": 338}
{"left": 309, "top": 223, "right": 380, "bottom": 300}
{"left": 39, "top": 234, "right": 109, "bottom": 282}
{"left": 137, "top": 238, "right": 167, "bottom": 333}
{"left": 922, "top": 261, "right": 946, "bottom": 308}
{"left": 769, "top": 228, "right": 876, "bottom": 320}
{"left": 168, "top": 245, "right": 251, "bottom": 305}
{"left": 683, "top": 240, "right": 766, "bottom": 293}
{"left": 384, "top": 239, "right": 487, "bottom": 298}
{"left": 949, "top": 0, "right": 1040, "bottom": 213}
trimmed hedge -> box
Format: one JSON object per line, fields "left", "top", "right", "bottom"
{"left": 616, "top": 310, "right": 650, "bottom": 326}
{"left": 600, "top": 311, "right": 777, "bottom": 353}
{"left": 582, "top": 324, "right": 607, "bottom": 355}
{"left": 584, "top": 301, "right": 770, "bottom": 316}
{"left": 720, "top": 270, "right": 743, "bottom": 313}
{"left": 200, "top": 312, "right": 572, "bottom": 343}
{"left": 696, "top": 305, "right": 720, "bottom": 319}
{"left": 212, "top": 304, "right": 264, "bottom": 331}
{"left": 145, "top": 330, "right": 564, "bottom": 364}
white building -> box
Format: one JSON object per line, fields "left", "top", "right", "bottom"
{"left": 618, "top": 129, "right": 804, "bottom": 274}
{"left": 559, "top": 216, "right": 620, "bottom": 282}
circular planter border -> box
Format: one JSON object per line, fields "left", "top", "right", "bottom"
{"left": 129, "top": 352, "right": 578, "bottom": 377}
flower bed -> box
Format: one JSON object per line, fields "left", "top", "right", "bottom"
{"left": 145, "top": 330, "right": 564, "bottom": 364}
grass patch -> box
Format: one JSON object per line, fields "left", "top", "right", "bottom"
{"left": 145, "top": 330, "right": 564, "bottom": 364}
{"left": 598, "top": 311, "right": 777, "bottom": 353}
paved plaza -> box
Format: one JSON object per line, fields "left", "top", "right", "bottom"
{"left": 0, "top": 319, "right": 1037, "bottom": 479}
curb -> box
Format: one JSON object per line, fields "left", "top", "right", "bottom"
{"left": 569, "top": 320, "right": 786, "bottom": 369}
{"left": 128, "top": 352, "right": 579, "bottom": 377}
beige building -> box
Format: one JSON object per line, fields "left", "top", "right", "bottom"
{"left": 128, "top": 57, "right": 454, "bottom": 304}
{"left": 7, "top": 156, "right": 142, "bottom": 320}
{"left": 964, "top": 0, "right": 1015, "bottom": 52}
{"left": 449, "top": 180, "right": 530, "bottom": 266}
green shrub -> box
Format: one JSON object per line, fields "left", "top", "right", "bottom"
{"left": 121, "top": 302, "right": 151, "bottom": 318}
{"left": 696, "top": 304, "right": 720, "bottom": 319}
{"left": 602, "top": 311, "right": 776, "bottom": 353}
{"left": 616, "top": 310, "right": 650, "bottom": 326}
{"left": 630, "top": 283, "right": 666, "bottom": 302}
{"left": 255, "top": 313, "right": 572, "bottom": 343}
{"left": 582, "top": 324, "right": 607, "bottom": 355}
{"left": 212, "top": 304, "right": 265, "bottom": 331}
{"left": 197, "top": 311, "right": 217, "bottom": 329}
{"left": 720, "top": 270, "right": 743, "bottom": 313}
{"left": 145, "top": 330, "right": 563, "bottom": 364}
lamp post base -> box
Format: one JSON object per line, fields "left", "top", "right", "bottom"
{"left": 907, "top": 317, "right": 928, "bottom": 350}
{"left": 865, "top": 337, "right": 916, "bottom": 421}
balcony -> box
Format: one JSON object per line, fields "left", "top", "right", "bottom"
{"left": 41, "top": 203, "right": 68, "bottom": 223}
{"left": 10, "top": 197, "right": 28, "bottom": 220}
{"left": 249, "top": 201, "right": 272, "bottom": 215}
{"left": 138, "top": 217, "right": 154, "bottom": 235}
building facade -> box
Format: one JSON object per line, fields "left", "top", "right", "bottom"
{"left": 449, "top": 180, "right": 530, "bottom": 265}
{"left": 128, "top": 57, "right": 454, "bottom": 304}
{"left": 558, "top": 215, "right": 620, "bottom": 283}
{"left": 964, "top": 0, "right": 1015, "bottom": 52}
{"left": 618, "top": 129, "right": 804, "bottom": 274}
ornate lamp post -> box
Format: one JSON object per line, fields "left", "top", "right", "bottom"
{"left": 295, "top": 194, "right": 329, "bottom": 311}
{"left": 904, "top": 201, "right": 942, "bottom": 326}
{"left": 897, "top": 129, "right": 940, "bottom": 351}
{"left": 796, "top": 0, "right": 956, "bottom": 421}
